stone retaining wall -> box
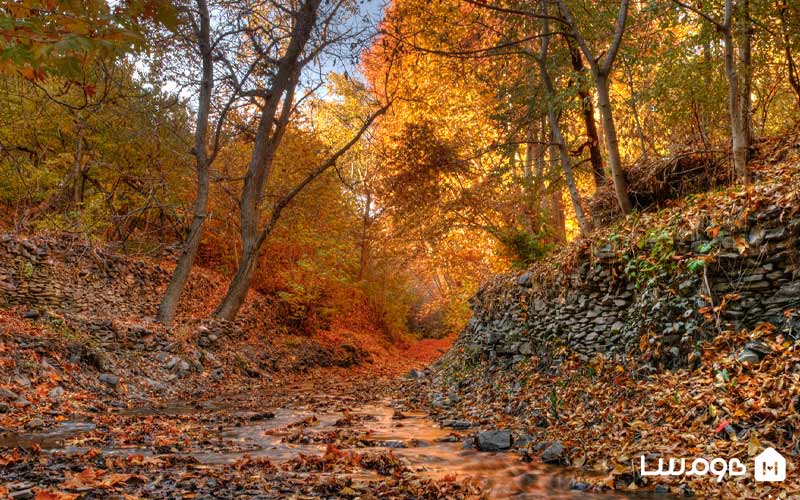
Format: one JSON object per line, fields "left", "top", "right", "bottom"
{"left": 459, "top": 203, "right": 800, "bottom": 366}
{"left": 0, "top": 234, "right": 168, "bottom": 318}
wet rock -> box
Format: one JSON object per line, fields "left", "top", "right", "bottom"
{"left": 26, "top": 417, "right": 44, "bottom": 429}
{"left": 241, "top": 411, "right": 275, "bottom": 422}
{"left": 373, "top": 439, "right": 406, "bottom": 448}
{"left": 99, "top": 373, "right": 120, "bottom": 387}
{"left": 654, "top": 484, "right": 670, "bottom": 494}
{"left": 475, "top": 429, "right": 512, "bottom": 451}
{"left": 570, "top": 482, "right": 590, "bottom": 491}
{"left": 540, "top": 441, "right": 565, "bottom": 464}
{"left": 441, "top": 419, "right": 471, "bottom": 429}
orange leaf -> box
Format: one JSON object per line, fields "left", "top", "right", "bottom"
{"left": 35, "top": 490, "right": 80, "bottom": 500}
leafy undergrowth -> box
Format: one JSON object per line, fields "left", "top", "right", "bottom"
{"left": 527, "top": 135, "right": 800, "bottom": 289}
{"left": 421, "top": 323, "right": 800, "bottom": 497}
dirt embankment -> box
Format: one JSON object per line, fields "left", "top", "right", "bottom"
{"left": 414, "top": 153, "right": 800, "bottom": 498}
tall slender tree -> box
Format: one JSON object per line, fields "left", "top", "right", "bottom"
{"left": 673, "top": 0, "right": 753, "bottom": 183}
{"left": 556, "top": 0, "right": 633, "bottom": 214}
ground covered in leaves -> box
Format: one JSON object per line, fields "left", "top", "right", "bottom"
{"left": 418, "top": 324, "right": 800, "bottom": 497}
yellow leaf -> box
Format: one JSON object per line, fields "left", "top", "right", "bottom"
{"left": 735, "top": 236, "right": 748, "bottom": 254}
{"left": 748, "top": 433, "right": 760, "bottom": 456}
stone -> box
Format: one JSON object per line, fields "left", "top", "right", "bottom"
{"left": 748, "top": 226, "right": 766, "bottom": 246}
{"left": 740, "top": 280, "right": 771, "bottom": 290}
{"left": 744, "top": 340, "right": 771, "bottom": 356}
{"left": 48, "top": 386, "right": 65, "bottom": 401}
{"left": 513, "top": 433, "right": 534, "bottom": 448}
{"left": 541, "top": 441, "right": 566, "bottom": 463}
{"left": 26, "top": 417, "right": 44, "bottom": 429}
{"left": 442, "top": 419, "right": 471, "bottom": 429}
{"left": 21, "top": 309, "right": 42, "bottom": 320}
{"left": 475, "top": 429, "right": 512, "bottom": 451}
{"left": 99, "top": 373, "right": 120, "bottom": 387}
{"left": 654, "top": 484, "right": 671, "bottom": 494}
{"left": 431, "top": 394, "right": 450, "bottom": 409}
{"left": 406, "top": 368, "right": 424, "bottom": 379}
{"left": 737, "top": 349, "right": 761, "bottom": 364}
{"left": 518, "top": 272, "right": 532, "bottom": 287}
{"left": 765, "top": 227, "right": 787, "bottom": 241}
{"left": 0, "top": 388, "right": 19, "bottom": 400}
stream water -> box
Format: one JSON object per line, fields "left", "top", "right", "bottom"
{"left": 1, "top": 398, "right": 670, "bottom": 499}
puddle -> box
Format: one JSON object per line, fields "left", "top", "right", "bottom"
{"left": 0, "top": 420, "right": 96, "bottom": 449}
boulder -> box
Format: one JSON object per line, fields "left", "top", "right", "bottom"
{"left": 475, "top": 429, "right": 512, "bottom": 451}
{"left": 541, "top": 441, "right": 565, "bottom": 464}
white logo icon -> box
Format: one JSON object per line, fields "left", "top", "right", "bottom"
{"left": 754, "top": 447, "right": 786, "bottom": 482}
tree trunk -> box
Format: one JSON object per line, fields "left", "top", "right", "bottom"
{"left": 595, "top": 74, "right": 633, "bottom": 214}
{"left": 157, "top": 0, "right": 214, "bottom": 324}
{"left": 214, "top": 0, "right": 321, "bottom": 320}
{"left": 567, "top": 40, "right": 606, "bottom": 189}
{"left": 522, "top": 123, "right": 540, "bottom": 234}
{"left": 215, "top": 241, "right": 260, "bottom": 320}
{"left": 548, "top": 143, "right": 567, "bottom": 243}
{"left": 781, "top": 4, "right": 800, "bottom": 107}
{"left": 722, "top": 6, "right": 748, "bottom": 183}
{"left": 72, "top": 124, "right": 84, "bottom": 205}
{"left": 623, "top": 60, "right": 648, "bottom": 160}
{"left": 737, "top": 0, "right": 753, "bottom": 146}
{"left": 535, "top": 24, "right": 591, "bottom": 236}
{"left": 357, "top": 192, "right": 371, "bottom": 280}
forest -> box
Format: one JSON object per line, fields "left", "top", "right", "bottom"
{"left": 1, "top": 0, "right": 799, "bottom": 498}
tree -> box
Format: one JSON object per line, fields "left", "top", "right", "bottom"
{"left": 556, "top": 0, "right": 633, "bottom": 214}
{"left": 534, "top": 2, "right": 591, "bottom": 235}
{"left": 0, "top": 0, "right": 175, "bottom": 79}
{"left": 213, "top": 0, "right": 393, "bottom": 320}
{"left": 157, "top": 0, "right": 251, "bottom": 323}
{"left": 673, "top": 0, "right": 753, "bottom": 183}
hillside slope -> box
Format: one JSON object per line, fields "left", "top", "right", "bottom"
{"left": 409, "top": 143, "right": 800, "bottom": 497}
